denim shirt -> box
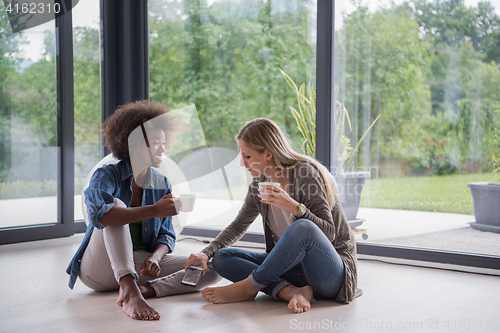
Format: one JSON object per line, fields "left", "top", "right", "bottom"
{"left": 66, "top": 159, "right": 175, "bottom": 289}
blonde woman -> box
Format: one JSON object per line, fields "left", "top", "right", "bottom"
{"left": 185, "top": 118, "right": 360, "bottom": 314}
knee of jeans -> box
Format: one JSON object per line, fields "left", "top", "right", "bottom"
{"left": 211, "top": 248, "right": 232, "bottom": 272}
{"left": 288, "top": 218, "right": 318, "bottom": 237}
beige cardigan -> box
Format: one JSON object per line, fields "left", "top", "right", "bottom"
{"left": 202, "top": 161, "right": 359, "bottom": 303}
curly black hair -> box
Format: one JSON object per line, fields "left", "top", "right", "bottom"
{"left": 103, "top": 100, "right": 183, "bottom": 160}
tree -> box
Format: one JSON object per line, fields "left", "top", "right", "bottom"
{"left": 336, "top": 5, "right": 431, "bottom": 171}
{"left": 73, "top": 27, "right": 100, "bottom": 174}
{"left": 9, "top": 31, "right": 57, "bottom": 148}
{"left": 334, "top": 0, "right": 500, "bottom": 175}
{"left": 149, "top": 0, "right": 317, "bottom": 148}
{"left": 407, "top": 0, "right": 500, "bottom": 64}
{"left": 0, "top": 7, "right": 23, "bottom": 181}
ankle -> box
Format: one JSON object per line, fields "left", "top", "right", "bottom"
{"left": 120, "top": 275, "right": 141, "bottom": 295}
{"left": 242, "top": 278, "right": 260, "bottom": 294}
{"left": 277, "top": 284, "right": 303, "bottom": 301}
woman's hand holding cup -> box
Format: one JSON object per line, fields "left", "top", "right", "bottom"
{"left": 154, "top": 193, "right": 179, "bottom": 217}
{"left": 258, "top": 182, "right": 299, "bottom": 214}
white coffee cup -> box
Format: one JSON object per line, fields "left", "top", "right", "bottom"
{"left": 178, "top": 194, "right": 196, "bottom": 212}
{"left": 258, "top": 182, "right": 281, "bottom": 190}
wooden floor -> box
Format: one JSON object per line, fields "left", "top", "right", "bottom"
{"left": 1, "top": 235, "right": 499, "bottom": 333}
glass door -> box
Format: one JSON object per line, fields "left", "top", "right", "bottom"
{"left": 0, "top": 1, "right": 75, "bottom": 244}
{"left": 334, "top": 0, "right": 500, "bottom": 258}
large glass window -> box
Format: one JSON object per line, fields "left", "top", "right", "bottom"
{"left": 0, "top": 6, "right": 59, "bottom": 228}
{"left": 72, "top": 0, "right": 100, "bottom": 221}
{"left": 334, "top": 0, "right": 500, "bottom": 257}
{"left": 149, "top": 0, "right": 317, "bottom": 232}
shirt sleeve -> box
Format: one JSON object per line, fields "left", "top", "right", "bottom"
{"left": 155, "top": 223, "right": 176, "bottom": 253}
{"left": 83, "top": 167, "right": 118, "bottom": 230}
{"left": 201, "top": 180, "right": 260, "bottom": 259}
{"left": 154, "top": 178, "right": 176, "bottom": 253}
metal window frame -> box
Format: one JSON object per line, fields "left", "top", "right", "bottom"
{"left": 101, "top": 0, "right": 149, "bottom": 131}
{"left": 0, "top": 10, "right": 75, "bottom": 245}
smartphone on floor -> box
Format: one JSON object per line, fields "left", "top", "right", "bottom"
{"left": 181, "top": 265, "right": 203, "bottom": 286}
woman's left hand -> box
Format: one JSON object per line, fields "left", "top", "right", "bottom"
{"left": 258, "top": 185, "right": 299, "bottom": 214}
{"left": 140, "top": 255, "right": 161, "bottom": 278}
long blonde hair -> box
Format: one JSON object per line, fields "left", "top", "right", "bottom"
{"left": 236, "top": 118, "right": 338, "bottom": 208}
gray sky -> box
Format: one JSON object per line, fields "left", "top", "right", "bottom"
{"left": 336, "top": 0, "right": 500, "bottom": 28}
{"left": 18, "top": 0, "right": 99, "bottom": 61}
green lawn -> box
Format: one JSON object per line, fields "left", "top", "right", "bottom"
{"left": 360, "top": 172, "right": 499, "bottom": 215}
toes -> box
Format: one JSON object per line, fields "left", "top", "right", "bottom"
{"left": 137, "top": 311, "right": 151, "bottom": 321}
{"left": 206, "top": 295, "right": 218, "bottom": 303}
{"left": 146, "top": 309, "right": 158, "bottom": 320}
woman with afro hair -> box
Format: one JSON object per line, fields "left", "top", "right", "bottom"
{"left": 67, "top": 101, "right": 220, "bottom": 321}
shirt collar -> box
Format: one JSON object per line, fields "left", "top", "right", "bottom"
{"left": 119, "top": 159, "right": 159, "bottom": 189}
{"left": 118, "top": 159, "right": 134, "bottom": 182}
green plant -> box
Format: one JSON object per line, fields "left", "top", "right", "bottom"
{"left": 280, "top": 69, "right": 381, "bottom": 171}
{"left": 433, "top": 161, "right": 458, "bottom": 176}
{"left": 279, "top": 69, "right": 316, "bottom": 157}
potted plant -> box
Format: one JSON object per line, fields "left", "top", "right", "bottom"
{"left": 466, "top": 123, "right": 500, "bottom": 233}
{"left": 280, "top": 69, "right": 381, "bottom": 221}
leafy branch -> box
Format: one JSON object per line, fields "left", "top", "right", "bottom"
{"left": 281, "top": 69, "right": 381, "bottom": 172}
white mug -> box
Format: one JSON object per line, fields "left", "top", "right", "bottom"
{"left": 178, "top": 194, "right": 196, "bottom": 212}
{"left": 258, "top": 182, "right": 281, "bottom": 190}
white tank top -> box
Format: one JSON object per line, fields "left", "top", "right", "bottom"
{"left": 267, "top": 204, "right": 294, "bottom": 242}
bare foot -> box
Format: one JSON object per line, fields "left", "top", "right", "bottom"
{"left": 277, "top": 285, "right": 313, "bottom": 314}
{"left": 117, "top": 286, "right": 125, "bottom": 306}
{"left": 117, "top": 275, "right": 160, "bottom": 321}
{"left": 201, "top": 278, "right": 259, "bottom": 304}
{"left": 118, "top": 283, "right": 156, "bottom": 306}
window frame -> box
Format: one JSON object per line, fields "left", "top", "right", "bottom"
{"left": 0, "top": 9, "right": 75, "bottom": 245}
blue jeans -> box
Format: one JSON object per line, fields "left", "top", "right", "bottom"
{"left": 212, "top": 219, "right": 345, "bottom": 299}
